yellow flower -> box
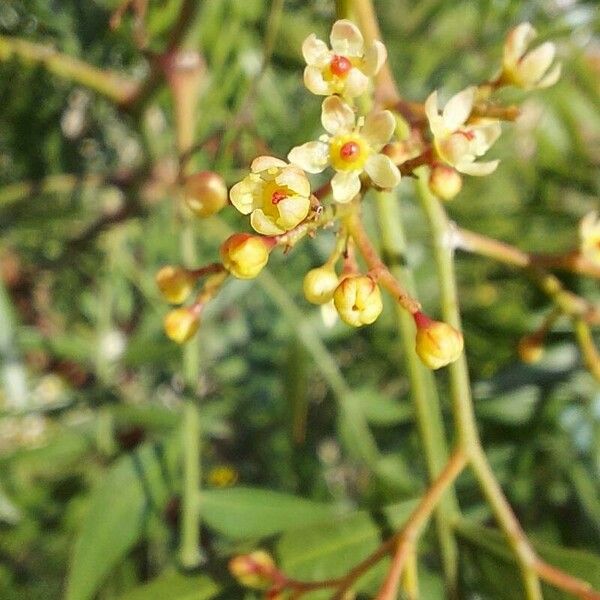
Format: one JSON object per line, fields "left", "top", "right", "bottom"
{"left": 333, "top": 275, "right": 383, "bottom": 327}
{"left": 414, "top": 312, "right": 464, "bottom": 370}
{"left": 288, "top": 96, "right": 400, "bottom": 203}
{"left": 303, "top": 266, "right": 339, "bottom": 305}
{"left": 164, "top": 307, "right": 200, "bottom": 344}
{"left": 501, "top": 23, "right": 561, "bottom": 90}
{"left": 302, "top": 19, "right": 387, "bottom": 98}
{"left": 579, "top": 211, "right": 600, "bottom": 266}
{"left": 156, "top": 265, "right": 196, "bottom": 304}
{"left": 517, "top": 335, "right": 544, "bottom": 364}
{"left": 425, "top": 87, "right": 501, "bottom": 176}
{"left": 229, "top": 156, "right": 311, "bottom": 235}
{"left": 229, "top": 551, "right": 277, "bottom": 590}
{"left": 184, "top": 171, "right": 228, "bottom": 218}
{"left": 220, "top": 233, "right": 271, "bottom": 279}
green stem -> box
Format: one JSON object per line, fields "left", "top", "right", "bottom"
{"left": 0, "top": 35, "right": 137, "bottom": 105}
{"left": 414, "top": 168, "right": 543, "bottom": 600}
{"left": 373, "top": 191, "right": 460, "bottom": 597}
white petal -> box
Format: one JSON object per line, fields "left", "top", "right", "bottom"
{"left": 504, "top": 23, "right": 536, "bottom": 66}
{"left": 330, "top": 19, "right": 364, "bottom": 57}
{"left": 425, "top": 91, "right": 446, "bottom": 138}
{"left": 362, "top": 109, "right": 395, "bottom": 150}
{"left": 518, "top": 42, "right": 555, "bottom": 86}
{"left": 288, "top": 141, "right": 329, "bottom": 174}
{"left": 537, "top": 63, "right": 561, "bottom": 88}
{"left": 365, "top": 154, "right": 401, "bottom": 188}
{"left": 363, "top": 40, "right": 387, "bottom": 76}
{"left": 276, "top": 165, "right": 310, "bottom": 197}
{"left": 250, "top": 209, "right": 285, "bottom": 235}
{"left": 251, "top": 156, "right": 287, "bottom": 173}
{"left": 343, "top": 67, "right": 369, "bottom": 98}
{"left": 321, "top": 95, "right": 355, "bottom": 136}
{"left": 302, "top": 34, "right": 331, "bottom": 67}
{"left": 456, "top": 159, "right": 499, "bottom": 176}
{"left": 331, "top": 171, "right": 361, "bottom": 203}
{"left": 320, "top": 301, "right": 339, "bottom": 328}
{"left": 229, "top": 178, "right": 261, "bottom": 214}
{"left": 442, "top": 87, "right": 475, "bottom": 131}
{"left": 304, "top": 66, "right": 331, "bottom": 96}
{"left": 471, "top": 121, "right": 502, "bottom": 155}
{"left": 277, "top": 195, "right": 310, "bottom": 229}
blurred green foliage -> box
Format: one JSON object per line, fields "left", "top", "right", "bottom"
{"left": 0, "top": 0, "right": 598, "bottom": 598}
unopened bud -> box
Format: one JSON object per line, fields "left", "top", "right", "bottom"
{"left": 517, "top": 335, "right": 543, "bottom": 364}
{"left": 156, "top": 265, "right": 196, "bottom": 304}
{"left": 185, "top": 171, "right": 228, "bottom": 217}
{"left": 303, "top": 266, "right": 339, "bottom": 305}
{"left": 164, "top": 307, "right": 200, "bottom": 344}
{"left": 414, "top": 312, "right": 464, "bottom": 369}
{"left": 429, "top": 165, "right": 462, "bottom": 201}
{"left": 229, "top": 550, "right": 277, "bottom": 590}
{"left": 333, "top": 275, "right": 383, "bottom": 327}
{"left": 220, "top": 233, "right": 271, "bottom": 279}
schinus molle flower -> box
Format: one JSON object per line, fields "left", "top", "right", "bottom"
{"left": 500, "top": 23, "right": 561, "bottom": 90}
{"left": 413, "top": 311, "right": 464, "bottom": 370}
{"left": 302, "top": 19, "right": 387, "bottom": 99}
{"left": 425, "top": 86, "right": 501, "bottom": 176}
{"left": 288, "top": 96, "right": 400, "bottom": 204}
{"left": 220, "top": 233, "right": 272, "bottom": 280}
{"left": 333, "top": 275, "right": 383, "bottom": 327}
{"left": 229, "top": 156, "right": 311, "bottom": 236}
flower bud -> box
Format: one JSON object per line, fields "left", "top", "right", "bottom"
{"left": 428, "top": 165, "right": 462, "bottom": 201}
{"left": 303, "top": 266, "right": 339, "bottom": 305}
{"left": 517, "top": 335, "right": 543, "bottom": 364}
{"left": 333, "top": 275, "right": 383, "bottom": 327}
{"left": 229, "top": 550, "right": 277, "bottom": 590}
{"left": 184, "top": 171, "right": 228, "bottom": 217}
{"left": 156, "top": 265, "right": 196, "bottom": 304}
{"left": 164, "top": 307, "right": 200, "bottom": 344}
{"left": 414, "top": 312, "right": 464, "bottom": 369}
{"left": 220, "top": 233, "right": 270, "bottom": 279}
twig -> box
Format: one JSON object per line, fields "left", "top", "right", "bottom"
{"left": 375, "top": 449, "right": 467, "bottom": 600}
{"left": 0, "top": 35, "right": 138, "bottom": 106}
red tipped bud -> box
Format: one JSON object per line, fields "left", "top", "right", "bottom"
{"left": 414, "top": 312, "right": 464, "bottom": 369}
{"left": 517, "top": 335, "right": 544, "bottom": 364}
{"left": 428, "top": 165, "right": 462, "bottom": 201}
{"left": 229, "top": 550, "right": 277, "bottom": 590}
{"left": 185, "top": 171, "right": 228, "bottom": 217}
{"left": 220, "top": 234, "right": 271, "bottom": 279}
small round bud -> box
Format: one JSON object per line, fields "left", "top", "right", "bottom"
{"left": 303, "top": 266, "right": 339, "bottom": 305}
{"left": 428, "top": 165, "right": 462, "bottom": 201}
{"left": 164, "top": 307, "right": 200, "bottom": 344}
{"left": 333, "top": 275, "right": 383, "bottom": 327}
{"left": 517, "top": 335, "right": 543, "bottom": 364}
{"left": 414, "top": 312, "right": 464, "bottom": 369}
{"left": 220, "top": 233, "right": 270, "bottom": 279}
{"left": 229, "top": 550, "right": 277, "bottom": 590}
{"left": 156, "top": 265, "right": 196, "bottom": 304}
{"left": 184, "top": 171, "right": 228, "bottom": 218}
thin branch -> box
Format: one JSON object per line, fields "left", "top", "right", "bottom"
{"left": 0, "top": 35, "right": 138, "bottom": 105}
{"left": 375, "top": 449, "right": 467, "bottom": 600}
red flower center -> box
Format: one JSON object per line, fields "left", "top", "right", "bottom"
{"left": 340, "top": 141, "right": 361, "bottom": 161}
{"left": 271, "top": 190, "right": 287, "bottom": 204}
{"left": 457, "top": 129, "right": 475, "bottom": 141}
{"left": 330, "top": 55, "right": 352, "bottom": 77}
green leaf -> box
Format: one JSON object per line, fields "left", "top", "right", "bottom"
{"left": 456, "top": 520, "right": 600, "bottom": 599}
{"left": 276, "top": 500, "right": 417, "bottom": 598}
{"left": 200, "top": 487, "right": 336, "bottom": 540}
{"left": 118, "top": 571, "right": 220, "bottom": 600}
{"left": 66, "top": 443, "right": 174, "bottom": 600}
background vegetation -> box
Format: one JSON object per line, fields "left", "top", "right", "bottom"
{"left": 0, "top": 0, "right": 598, "bottom": 598}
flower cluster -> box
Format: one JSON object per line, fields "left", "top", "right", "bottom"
{"left": 156, "top": 18, "right": 562, "bottom": 375}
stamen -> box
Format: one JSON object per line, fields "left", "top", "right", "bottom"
{"left": 330, "top": 55, "right": 352, "bottom": 77}
{"left": 457, "top": 129, "right": 475, "bottom": 141}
